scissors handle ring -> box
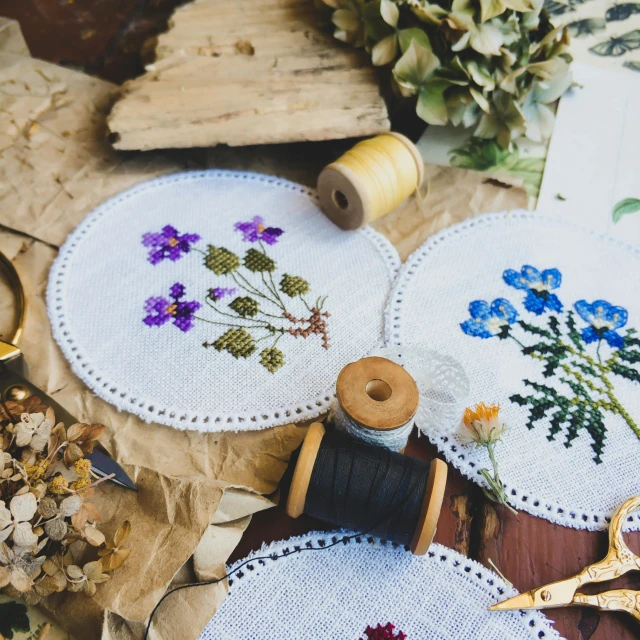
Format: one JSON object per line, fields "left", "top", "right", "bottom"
{"left": 0, "top": 249, "right": 26, "bottom": 349}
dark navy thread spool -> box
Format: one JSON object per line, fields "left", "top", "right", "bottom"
{"left": 285, "top": 423, "right": 447, "bottom": 555}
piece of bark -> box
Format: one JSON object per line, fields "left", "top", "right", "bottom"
{"left": 107, "top": 0, "right": 390, "bottom": 150}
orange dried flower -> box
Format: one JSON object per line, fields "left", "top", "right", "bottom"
{"left": 461, "top": 402, "right": 505, "bottom": 445}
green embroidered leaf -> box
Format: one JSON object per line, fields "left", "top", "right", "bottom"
{"left": 548, "top": 316, "right": 560, "bottom": 336}
{"left": 565, "top": 311, "right": 585, "bottom": 352}
{"left": 574, "top": 361, "right": 598, "bottom": 377}
{"left": 612, "top": 197, "right": 640, "bottom": 224}
{"left": 280, "top": 274, "right": 310, "bottom": 298}
{"left": 609, "top": 362, "right": 640, "bottom": 384}
{"left": 229, "top": 296, "right": 259, "bottom": 318}
{"left": 260, "top": 347, "right": 285, "bottom": 373}
{"left": 243, "top": 248, "right": 276, "bottom": 273}
{"left": 212, "top": 327, "right": 256, "bottom": 359}
{"left": 204, "top": 246, "right": 240, "bottom": 275}
{"left": 618, "top": 349, "right": 640, "bottom": 364}
{"left": 518, "top": 320, "right": 553, "bottom": 339}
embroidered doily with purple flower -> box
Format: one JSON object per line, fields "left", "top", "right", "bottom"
{"left": 48, "top": 171, "right": 398, "bottom": 432}
{"left": 385, "top": 212, "right": 640, "bottom": 530}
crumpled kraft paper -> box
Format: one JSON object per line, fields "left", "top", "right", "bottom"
{"left": 0, "top": 20, "right": 528, "bottom": 640}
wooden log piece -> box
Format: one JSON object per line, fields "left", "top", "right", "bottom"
{"left": 107, "top": 0, "right": 391, "bottom": 150}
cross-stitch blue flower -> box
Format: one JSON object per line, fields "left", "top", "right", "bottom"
{"left": 461, "top": 298, "right": 518, "bottom": 339}
{"left": 574, "top": 299, "right": 628, "bottom": 348}
{"left": 503, "top": 265, "right": 563, "bottom": 315}
{"left": 143, "top": 282, "right": 201, "bottom": 332}
{"left": 142, "top": 225, "right": 201, "bottom": 265}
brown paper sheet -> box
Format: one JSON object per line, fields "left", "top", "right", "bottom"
{"left": 0, "top": 22, "right": 527, "bottom": 640}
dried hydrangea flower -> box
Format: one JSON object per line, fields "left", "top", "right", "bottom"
{"left": 66, "top": 560, "right": 110, "bottom": 596}
{"left": 0, "top": 492, "right": 38, "bottom": 547}
{"left": 99, "top": 520, "right": 132, "bottom": 571}
{"left": 14, "top": 408, "right": 54, "bottom": 451}
{"left": 0, "top": 541, "right": 44, "bottom": 593}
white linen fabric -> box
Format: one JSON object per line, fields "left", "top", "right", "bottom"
{"left": 48, "top": 171, "right": 399, "bottom": 432}
{"left": 199, "top": 532, "right": 562, "bottom": 640}
{"left": 386, "top": 212, "right": 640, "bottom": 530}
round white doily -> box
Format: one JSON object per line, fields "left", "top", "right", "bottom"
{"left": 386, "top": 212, "right": 640, "bottom": 530}
{"left": 199, "top": 532, "right": 562, "bottom": 640}
{"left": 48, "top": 171, "right": 399, "bottom": 432}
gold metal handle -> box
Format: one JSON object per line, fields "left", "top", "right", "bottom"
{"left": 575, "top": 496, "right": 640, "bottom": 586}
{"left": 0, "top": 250, "right": 26, "bottom": 361}
{"left": 574, "top": 589, "right": 640, "bottom": 622}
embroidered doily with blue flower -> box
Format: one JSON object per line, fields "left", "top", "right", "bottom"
{"left": 48, "top": 171, "right": 399, "bottom": 432}
{"left": 386, "top": 212, "right": 640, "bottom": 530}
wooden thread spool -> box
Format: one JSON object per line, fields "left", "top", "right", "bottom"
{"left": 317, "top": 132, "right": 424, "bottom": 230}
{"left": 332, "top": 356, "right": 419, "bottom": 451}
{"left": 286, "top": 422, "right": 448, "bottom": 555}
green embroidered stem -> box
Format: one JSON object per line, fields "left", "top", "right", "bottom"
{"left": 261, "top": 271, "right": 287, "bottom": 311}
{"left": 232, "top": 272, "right": 284, "bottom": 310}
{"left": 195, "top": 316, "right": 270, "bottom": 331}
{"left": 590, "top": 353, "right": 640, "bottom": 440}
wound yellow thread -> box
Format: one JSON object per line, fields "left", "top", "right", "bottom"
{"left": 317, "top": 132, "right": 424, "bottom": 230}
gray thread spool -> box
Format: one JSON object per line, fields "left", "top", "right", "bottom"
{"left": 329, "top": 356, "right": 420, "bottom": 452}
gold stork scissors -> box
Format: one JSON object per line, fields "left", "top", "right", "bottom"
{"left": 0, "top": 250, "right": 136, "bottom": 490}
{"left": 490, "top": 495, "right": 640, "bottom": 621}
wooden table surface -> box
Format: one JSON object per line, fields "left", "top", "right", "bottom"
{"left": 2, "top": 3, "right": 639, "bottom": 639}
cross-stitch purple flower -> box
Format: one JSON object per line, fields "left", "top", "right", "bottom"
{"left": 142, "top": 225, "right": 201, "bottom": 265}
{"left": 234, "top": 216, "right": 283, "bottom": 245}
{"left": 143, "top": 282, "right": 201, "bottom": 332}
{"left": 209, "top": 287, "right": 237, "bottom": 301}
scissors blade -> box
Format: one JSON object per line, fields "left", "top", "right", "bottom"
{"left": 0, "top": 367, "right": 137, "bottom": 491}
{"left": 490, "top": 577, "right": 581, "bottom": 612}
{"left": 86, "top": 448, "right": 137, "bottom": 491}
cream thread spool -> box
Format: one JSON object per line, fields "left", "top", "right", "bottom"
{"left": 330, "top": 355, "right": 419, "bottom": 451}
{"left": 317, "top": 132, "right": 424, "bottom": 230}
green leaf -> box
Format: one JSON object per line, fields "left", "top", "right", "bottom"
{"left": 619, "top": 350, "right": 640, "bottom": 364}
{"left": 372, "top": 33, "right": 398, "bottom": 65}
{"left": 417, "top": 80, "right": 449, "bottom": 126}
{"left": 398, "top": 27, "right": 432, "bottom": 53}
{"left": 518, "top": 320, "right": 553, "bottom": 339}
{"left": 610, "top": 362, "right": 640, "bottom": 384}
{"left": 393, "top": 39, "right": 440, "bottom": 95}
{"left": 612, "top": 198, "right": 640, "bottom": 223}
{"left": 380, "top": 0, "right": 399, "bottom": 27}
{"left": 479, "top": 0, "right": 506, "bottom": 22}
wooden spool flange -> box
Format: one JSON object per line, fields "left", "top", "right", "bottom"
{"left": 336, "top": 355, "right": 419, "bottom": 433}
{"left": 286, "top": 422, "right": 448, "bottom": 555}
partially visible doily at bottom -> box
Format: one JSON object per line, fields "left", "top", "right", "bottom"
{"left": 385, "top": 212, "right": 640, "bottom": 530}
{"left": 199, "top": 533, "right": 562, "bottom": 640}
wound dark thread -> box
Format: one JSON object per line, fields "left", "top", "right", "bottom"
{"left": 304, "top": 429, "right": 429, "bottom": 546}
